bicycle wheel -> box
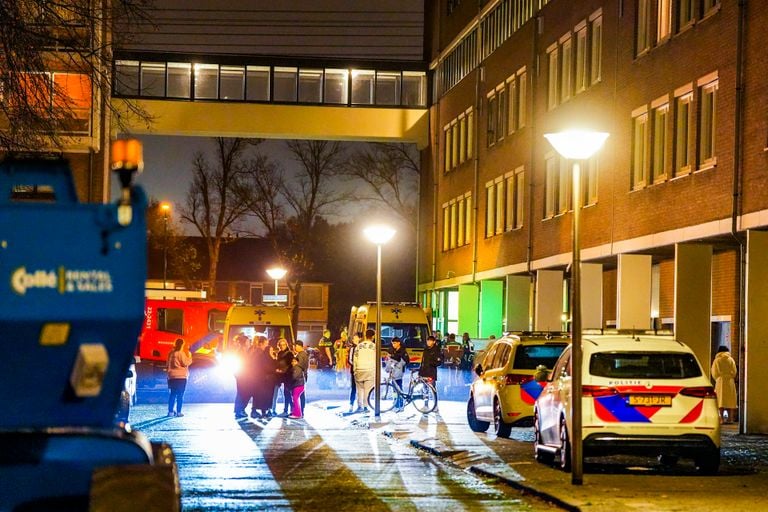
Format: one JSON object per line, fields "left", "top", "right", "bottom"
{"left": 367, "top": 382, "right": 397, "bottom": 412}
{"left": 410, "top": 379, "right": 438, "bottom": 414}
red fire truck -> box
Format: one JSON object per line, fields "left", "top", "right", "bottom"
{"left": 137, "top": 299, "right": 231, "bottom": 366}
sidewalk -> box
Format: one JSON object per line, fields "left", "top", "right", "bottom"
{"left": 315, "top": 399, "right": 768, "bottom": 511}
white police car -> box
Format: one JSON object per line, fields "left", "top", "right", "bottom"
{"left": 533, "top": 334, "right": 720, "bottom": 474}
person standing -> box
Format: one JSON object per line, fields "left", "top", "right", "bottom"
{"left": 166, "top": 338, "right": 192, "bottom": 417}
{"left": 273, "top": 338, "right": 295, "bottom": 417}
{"left": 353, "top": 329, "right": 376, "bottom": 413}
{"left": 711, "top": 345, "right": 738, "bottom": 424}
{"left": 334, "top": 330, "right": 349, "bottom": 372}
{"left": 419, "top": 335, "right": 443, "bottom": 388}
{"left": 250, "top": 336, "right": 276, "bottom": 419}
{"left": 288, "top": 358, "right": 306, "bottom": 419}
{"left": 294, "top": 340, "right": 310, "bottom": 411}
{"left": 317, "top": 329, "right": 334, "bottom": 368}
{"left": 347, "top": 333, "right": 361, "bottom": 412}
{"left": 389, "top": 337, "right": 409, "bottom": 412}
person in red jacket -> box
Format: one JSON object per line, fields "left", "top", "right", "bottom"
{"left": 166, "top": 338, "right": 192, "bottom": 417}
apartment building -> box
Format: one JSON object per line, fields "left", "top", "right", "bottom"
{"left": 419, "top": 1, "right": 768, "bottom": 431}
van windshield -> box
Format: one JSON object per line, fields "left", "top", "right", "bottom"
{"left": 368, "top": 323, "right": 429, "bottom": 349}
{"left": 228, "top": 324, "right": 294, "bottom": 346}
{"left": 589, "top": 352, "right": 702, "bottom": 379}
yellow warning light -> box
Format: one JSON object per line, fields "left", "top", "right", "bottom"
{"left": 111, "top": 139, "right": 144, "bottom": 174}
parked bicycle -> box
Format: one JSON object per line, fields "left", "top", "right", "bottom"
{"left": 367, "top": 369, "right": 438, "bottom": 414}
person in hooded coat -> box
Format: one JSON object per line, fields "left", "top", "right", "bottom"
{"left": 249, "top": 336, "right": 276, "bottom": 419}
{"left": 711, "top": 345, "right": 737, "bottom": 424}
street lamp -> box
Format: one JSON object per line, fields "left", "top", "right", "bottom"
{"left": 160, "top": 201, "right": 171, "bottom": 290}
{"left": 363, "top": 224, "right": 396, "bottom": 421}
{"left": 544, "top": 129, "right": 608, "bottom": 485}
{"left": 266, "top": 267, "right": 287, "bottom": 302}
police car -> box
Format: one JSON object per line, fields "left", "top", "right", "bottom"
{"left": 533, "top": 334, "right": 721, "bottom": 474}
{"left": 467, "top": 333, "right": 569, "bottom": 437}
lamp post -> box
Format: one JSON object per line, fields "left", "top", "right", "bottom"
{"left": 160, "top": 202, "right": 171, "bottom": 290}
{"left": 544, "top": 130, "right": 608, "bottom": 485}
{"left": 363, "top": 224, "right": 396, "bottom": 421}
{"left": 266, "top": 267, "right": 287, "bottom": 303}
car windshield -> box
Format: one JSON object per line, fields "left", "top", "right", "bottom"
{"left": 228, "top": 324, "right": 293, "bottom": 345}
{"left": 589, "top": 351, "right": 702, "bottom": 379}
{"left": 512, "top": 343, "right": 569, "bottom": 369}
{"left": 369, "top": 323, "right": 429, "bottom": 349}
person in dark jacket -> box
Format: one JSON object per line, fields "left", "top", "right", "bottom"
{"left": 389, "top": 337, "right": 409, "bottom": 411}
{"left": 250, "top": 336, "right": 276, "bottom": 419}
{"left": 288, "top": 358, "right": 306, "bottom": 419}
{"left": 419, "top": 335, "right": 443, "bottom": 384}
{"left": 273, "top": 338, "right": 295, "bottom": 417}
{"left": 294, "top": 340, "right": 310, "bottom": 411}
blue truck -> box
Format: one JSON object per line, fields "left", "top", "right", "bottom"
{"left": 0, "top": 147, "right": 180, "bottom": 511}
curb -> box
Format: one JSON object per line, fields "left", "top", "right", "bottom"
{"left": 410, "top": 438, "right": 580, "bottom": 512}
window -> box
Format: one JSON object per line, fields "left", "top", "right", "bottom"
{"left": 487, "top": 93, "right": 498, "bottom": 146}
{"left": 351, "top": 69, "right": 374, "bottom": 104}
{"left": 518, "top": 70, "right": 527, "bottom": 127}
{"left": 450, "top": 201, "right": 458, "bottom": 249}
{"left": 636, "top": 0, "right": 651, "bottom": 55}
{"left": 298, "top": 69, "right": 323, "bottom": 103}
{"left": 158, "top": 308, "right": 183, "bottom": 334}
{"left": 505, "top": 168, "right": 525, "bottom": 230}
{"left": 657, "top": 0, "right": 672, "bottom": 42}
{"left": 698, "top": 79, "right": 717, "bottom": 167}
{"left": 558, "top": 158, "right": 571, "bottom": 215}
{"left": 467, "top": 109, "right": 475, "bottom": 159}
{"left": 678, "top": 0, "right": 695, "bottom": 30}
{"left": 194, "top": 64, "right": 218, "bottom": 99}
{"left": 443, "top": 126, "right": 450, "bottom": 172}
{"left": 274, "top": 67, "right": 298, "bottom": 102}
{"left": 632, "top": 111, "right": 649, "bottom": 189}
{"left": 497, "top": 86, "right": 506, "bottom": 142}
{"left": 442, "top": 193, "right": 471, "bottom": 250}
{"left": 575, "top": 25, "right": 588, "bottom": 93}
{"left": 547, "top": 45, "right": 559, "bottom": 110}
{"left": 246, "top": 66, "right": 270, "bottom": 101}
{"left": 560, "top": 36, "right": 573, "bottom": 103}
{"left": 590, "top": 13, "right": 603, "bottom": 84}
{"left": 486, "top": 183, "right": 495, "bottom": 238}
{"left": 402, "top": 71, "right": 426, "bottom": 106}
{"left": 495, "top": 180, "right": 505, "bottom": 234}
{"left": 114, "top": 61, "right": 139, "bottom": 96}
{"left": 457, "top": 198, "right": 465, "bottom": 246}
{"left": 464, "top": 194, "right": 472, "bottom": 244}
{"left": 544, "top": 154, "right": 557, "bottom": 218}
{"left": 376, "top": 71, "right": 401, "bottom": 105}
{"left": 459, "top": 115, "right": 467, "bottom": 164}
{"left": 220, "top": 66, "right": 245, "bottom": 101}
{"left": 166, "top": 63, "right": 191, "bottom": 98}
{"left": 651, "top": 102, "right": 669, "bottom": 182}
{"left": 702, "top": 0, "right": 720, "bottom": 15}
{"left": 298, "top": 285, "right": 323, "bottom": 308}
{"left": 674, "top": 91, "right": 693, "bottom": 176}
{"left": 325, "top": 69, "right": 349, "bottom": 105}
{"left": 442, "top": 205, "right": 450, "bottom": 251}
{"left": 583, "top": 156, "right": 598, "bottom": 206}
{"left": 140, "top": 62, "right": 165, "bottom": 97}
{"left": 451, "top": 122, "right": 459, "bottom": 168}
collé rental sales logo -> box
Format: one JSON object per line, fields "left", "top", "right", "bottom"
{"left": 11, "top": 266, "right": 113, "bottom": 295}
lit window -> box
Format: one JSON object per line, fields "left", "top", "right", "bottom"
{"left": 698, "top": 80, "right": 718, "bottom": 167}
{"left": 220, "top": 66, "right": 244, "bottom": 101}
{"left": 515, "top": 170, "right": 524, "bottom": 228}
{"left": 467, "top": 109, "right": 475, "bottom": 159}
{"left": 657, "top": 0, "right": 672, "bottom": 42}
{"left": 495, "top": 180, "right": 505, "bottom": 234}
{"left": 273, "top": 67, "right": 298, "bottom": 102}
{"left": 678, "top": 0, "right": 695, "bottom": 30}
{"left": 632, "top": 111, "right": 649, "bottom": 189}
{"left": 194, "top": 64, "right": 219, "bottom": 99}
{"left": 459, "top": 115, "right": 467, "bottom": 164}
{"left": 590, "top": 15, "right": 602, "bottom": 84}
{"left": 451, "top": 122, "right": 459, "bottom": 168}
{"left": 497, "top": 86, "right": 506, "bottom": 142}
{"left": 636, "top": 0, "right": 651, "bottom": 55}
{"left": 583, "top": 157, "right": 598, "bottom": 206}
{"left": 450, "top": 202, "right": 458, "bottom": 249}
{"left": 298, "top": 69, "right": 323, "bottom": 103}
{"left": 575, "top": 25, "right": 588, "bottom": 93}
{"left": 486, "top": 183, "right": 495, "bottom": 238}
{"left": 444, "top": 126, "right": 452, "bottom": 173}
{"left": 560, "top": 36, "right": 573, "bottom": 103}
{"left": 442, "top": 205, "right": 450, "bottom": 251}
{"left": 674, "top": 92, "right": 693, "bottom": 176}
{"left": 547, "top": 46, "right": 559, "bottom": 110}
{"left": 558, "top": 158, "right": 571, "bottom": 214}
{"left": 464, "top": 195, "right": 472, "bottom": 244}
{"left": 544, "top": 154, "right": 557, "bottom": 218}
{"left": 518, "top": 71, "right": 527, "bottom": 126}
{"left": 487, "top": 93, "right": 497, "bottom": 146}
{"left": 651, "top": 103, "right": 669, "bottom": 183}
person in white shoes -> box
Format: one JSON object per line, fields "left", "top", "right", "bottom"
{"left": 353, "top": 329, "right": 377, "bottom": 412}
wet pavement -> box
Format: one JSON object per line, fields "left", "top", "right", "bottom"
{"left": 131, "top": 367, "right": 768, "bottom": 511}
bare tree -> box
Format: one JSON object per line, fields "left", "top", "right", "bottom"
{"left": 342, "top": 142, "right": 420, "bottom": 230}
{"left": 146, "top": 200, "right": 201, "bottom": 288}
{"left": 239, "top": 153, "right": 286, "bottom": 237}
{"left": 179, "top": 138, "right": 254, "bottom": 296}
{"left": 0, "top": 0, "right": 151, "bottom": 152}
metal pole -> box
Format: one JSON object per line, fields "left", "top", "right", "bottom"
{"left": 374, "top": 243, "right": 382, "bottom": 420}
{"left": 274, "top": 279, "right": 279, "bottom": 296}
{"left": 571, "top": 161, "right": 583, "bottom": 485}
{"left": 162, "top": 214, "right": 168, "bottom": 290}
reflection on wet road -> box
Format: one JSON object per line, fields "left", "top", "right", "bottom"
{"left": 130, "top": 402, "right": 543, "bottom": 511}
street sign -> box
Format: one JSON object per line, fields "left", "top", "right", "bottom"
{"left": 264, "top": 294, "right": 287, "bottom": 303}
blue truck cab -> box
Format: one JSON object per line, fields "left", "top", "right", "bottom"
{"left": 0, "top": 149, "right": 180, "bottom": 511}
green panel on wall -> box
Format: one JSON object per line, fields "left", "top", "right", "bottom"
{"left": 458, "top": 284, "right": 479, "bottom": 338}
{"left": 480, "top": 280, "right": 504, "bottom": 338}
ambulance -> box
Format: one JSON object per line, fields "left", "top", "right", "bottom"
{"left": 137, "top": 299, "right": 231, "bottom": 365}
{"left": 222, "top": 304, "right": 295, "bottom": 350}
{"left": 348, "top": 302, "right": 432, "bottom": 367}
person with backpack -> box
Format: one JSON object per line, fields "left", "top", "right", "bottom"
{"left": 388, "top": 337, "right": 409, "bottom": 412}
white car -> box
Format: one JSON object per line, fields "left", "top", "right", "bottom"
{"left": 533, "top": 334, "right": 720, "bottom": 474}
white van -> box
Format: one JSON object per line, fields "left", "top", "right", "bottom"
{"left": 348, "top": 302, "right": 432, "bottom": 367}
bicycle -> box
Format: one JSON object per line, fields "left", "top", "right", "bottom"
{"left": 367, "top": 369, "right": 438, "bottom": 414}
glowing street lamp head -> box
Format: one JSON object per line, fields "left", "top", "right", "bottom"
{"left": 266, "top": 267, "right": 287, "bottom": 280}
{"left": 544, "top": 130, "right": 609, "bottom": 160}
{"left": 364, "top": 225, "right": 396, "bottom": 245}
{"left": 160, "top": 201, "right": 172, "bottom": 215}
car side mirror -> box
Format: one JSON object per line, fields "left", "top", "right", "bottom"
{"left": 474, "top": 364, "right": 483, "bottom": 376}
{"left": 533, "top": 364, "right": 549, "bottom": 382}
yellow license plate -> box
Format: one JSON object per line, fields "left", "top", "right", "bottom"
{"left": 628, "top": 395, "right": 672, "bottom": 407}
